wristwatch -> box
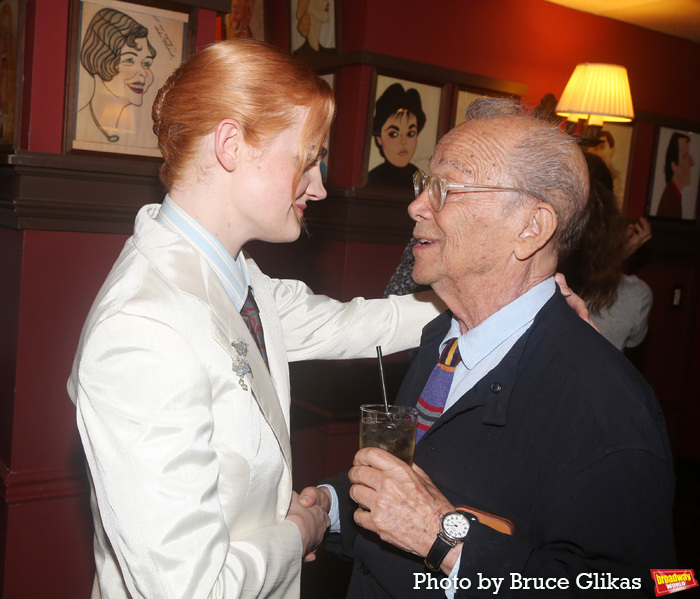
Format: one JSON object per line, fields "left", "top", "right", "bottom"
{"left": 424, "top": 510, "right": 477, "bottom": 571}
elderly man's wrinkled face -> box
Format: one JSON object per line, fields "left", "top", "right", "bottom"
{"left": 408, "top": 119, "right": 527, "bottom": 294}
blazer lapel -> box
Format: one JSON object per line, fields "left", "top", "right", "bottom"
{"left": 208, "top": 285, "right": 293, "bottom": 472}
{"left": 133, "top": 208, "right": 292, "bottom": 470}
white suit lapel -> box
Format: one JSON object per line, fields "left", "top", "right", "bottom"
{"left": 209, "top": 307, "right": 292, "bottom": 471}
{"left": 134, "top": 206, "right": 292, "bottom": 471}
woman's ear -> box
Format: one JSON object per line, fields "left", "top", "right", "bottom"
{"left": 214, "top": 119, "right": 242, "bottom": 172}
{"left": 514, "top": 202, "right": 558, "bottom": 260}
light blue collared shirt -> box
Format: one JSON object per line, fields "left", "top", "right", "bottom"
{"left": 156, "top": 195, "right": 251, "bottom": 310}
{"left": 442, "top": 277, "right": 555, "bottom": 412}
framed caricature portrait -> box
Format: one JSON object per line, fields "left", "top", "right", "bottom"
{"left": 365, "top": 74, "right": 444, "bottom": 189}
{"left": 453, "top": 88, "right": 495, "bottom": 128}
{"left": 222, "top": 0, "right": 266, "bottom": 41}
{"left": 65, "top": 0, "right": 190, "bottom": 157}
{"left": 586, "top": 123, "right": 634, "bottom": 210}
{"left": 290, "top": 0, "right": 336, "bottom": 57}
{"left": 318, "top": 71, "right": 334, "bottom": 181}
{"left": 647, "top": 126, "right": 699, "bottom": 221}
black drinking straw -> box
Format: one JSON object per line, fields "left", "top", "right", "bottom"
{"left": 376, "top": 346, "right": 389, "bottom": 412}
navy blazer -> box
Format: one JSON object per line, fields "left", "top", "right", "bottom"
{"left": 328, "top": 290, "right": 675, "bottom": 598}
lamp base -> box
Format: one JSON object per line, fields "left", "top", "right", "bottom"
{"left": 565, "top": 119, "right": 602, "bottom": 144}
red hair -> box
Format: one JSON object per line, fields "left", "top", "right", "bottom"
{"left": 152, "top": 39, "right": 334, "bottom": 192}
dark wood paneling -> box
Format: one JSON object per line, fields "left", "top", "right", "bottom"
{"left": 0, "top": 151, "right": 417, "bottom": 243}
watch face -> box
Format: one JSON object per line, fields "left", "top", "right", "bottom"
{"left": 442, "top": 512, "right": 470, "bottom": 540}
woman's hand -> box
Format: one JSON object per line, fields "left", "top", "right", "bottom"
{"left": 625, "top": 217, "right": 652, "bottom": 258}
{"left": 285, "top": 491, "right": 330, "bottom": 562}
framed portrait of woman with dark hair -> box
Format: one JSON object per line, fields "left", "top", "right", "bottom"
{"left": 64, "top": 0, "right": 191, "bottom": 157}
{"left": 364, "top": 74, "right": 444, "bottom": 190}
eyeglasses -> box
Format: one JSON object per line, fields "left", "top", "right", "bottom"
{"left": 413, "top": 169, "right": 530, "bottom": 212}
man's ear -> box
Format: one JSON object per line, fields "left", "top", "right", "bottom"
{"left": 514, "top": 202, "right": 558, "bottom": 260}
{"left": 214, "top": 119, "right": 242, "bottom": 172}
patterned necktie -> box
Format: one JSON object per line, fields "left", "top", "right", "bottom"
{"left": 415, "top": 337, "right": 462, "bottom": 442}
{"left": 240, "top": 288, "right": 269, "bottom": 371}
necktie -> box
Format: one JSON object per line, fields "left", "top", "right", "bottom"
{"left": 240, "top": 288, "right": 269, "bottom": 371}
{"left": 415, "top": 338, "right": 461, "bottom": 442}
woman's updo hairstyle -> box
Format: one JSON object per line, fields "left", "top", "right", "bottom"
{"left": 81, "top": 8, "right": 156, "bottom": 81}
{"left": 152, "top": 38, "right": 335, "bottom": 191}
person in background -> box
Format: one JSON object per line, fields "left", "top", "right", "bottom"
{"left": 302, "top": 98, "right": 675, "bottom": 598}
{"left": 67, "top": 39, "right": 446, "bottom": 599}
{"left": 560, "top": 152, "right": 653, "bottom": 351}
{"left": 368, "top": 82, "right": 426, "bottom": 188}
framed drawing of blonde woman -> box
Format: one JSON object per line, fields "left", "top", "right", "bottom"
{"left": 65, "top": 0, "right": 190, "bottom": 157}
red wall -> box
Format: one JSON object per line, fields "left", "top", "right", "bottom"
{"left": 3, "top": 0, "right": 699, "bottom": 596}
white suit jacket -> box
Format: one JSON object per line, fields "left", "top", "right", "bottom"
{"left": 67, "top": 204, "right": 441, "bottom": 599}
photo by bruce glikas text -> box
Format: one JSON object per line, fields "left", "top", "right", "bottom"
{"left": 413, "top": 572, "right": 643, "bottom": 593}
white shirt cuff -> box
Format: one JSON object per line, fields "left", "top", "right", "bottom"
{"left": 318, "top": 484, "right": 341, "bottom": 533}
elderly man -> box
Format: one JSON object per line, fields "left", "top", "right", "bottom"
{"left": 302, "top": 98, "right": 675, "bottom": 597}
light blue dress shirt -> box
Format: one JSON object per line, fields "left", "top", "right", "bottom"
{"left": 156, "top": 195, "right": 251, "bottom": 310}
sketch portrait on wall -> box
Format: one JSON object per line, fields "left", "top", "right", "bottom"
{"left": 72, "top": 0, "right": 187, "bottom": 156}
{"left": 224, "top": 0, "right": 265, "bottom": 41}
{"left": 585, "top": 124, "right": 633, "bottom": 209}
{"left": 366, "top": 75, "right": 441, "bottom": 189}
{"left": 648, "top": 127, "right": 699, "bottom": 221}
{"left": 290, "top": 0, "right": 335, "bottom": 56}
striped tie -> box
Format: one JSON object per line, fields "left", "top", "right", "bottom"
{"left": 240, "top": 288, "right": 269, "bottom": 371}
{"left": 415, "top": 338, "right": 461, "bottom": 442}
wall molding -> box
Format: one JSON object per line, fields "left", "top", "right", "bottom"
{"left": 0, "top": 463, "right": 89, "bottom": 504}
{"left": 0, "top": 151, "right": 416, "bottom": 243}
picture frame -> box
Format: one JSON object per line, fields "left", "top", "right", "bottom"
{"left": 452, "top": 86, "right": 517, "bottom": 128}
{"left": 318, "top": 71, "right": 334, "bottom": 181}
{"left": 584, "top": 123, "right": 635, "bottom": 210}
{"left": 363, "top": 72, "right": 447, "bottom": 189}
{"left": 220, "top": 0, "right": 267, "bottom": 42}
{"left": 290, "top": 0, "right": 338, "bottom": 57}
{"left": 0, "top": 0, "right": 25, "bottom": 149}
{"left": 647, "top": 125, "right": 699, "bottom": 221}
{"left": 64, "top": 0, "right": 193, "bottom": 157}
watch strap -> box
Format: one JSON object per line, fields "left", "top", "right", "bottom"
{"left": 424, "top": 531, "right": 455, "bottom": 572}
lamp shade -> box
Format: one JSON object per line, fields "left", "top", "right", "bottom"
{"left": 556, "top": 63, "right": 634, "bottom": 125}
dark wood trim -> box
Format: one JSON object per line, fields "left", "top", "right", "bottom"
{"left": 302, "top": 50, "right": 527, "bottom": 97}
{"left": 0, "top": 151, "right": 164, "bottom": 233}
{"left": 636, "top": 110, "right": 700, "bottom": 133}
{"left": 0, "top": 151, "right": 416, "bottom": 242}
{"left": 0, "top": 464, "right": 89, "bottom": 504}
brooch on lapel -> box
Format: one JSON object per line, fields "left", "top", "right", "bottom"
{"left": 231, "top": 339, "right": 251, "bottom": 390}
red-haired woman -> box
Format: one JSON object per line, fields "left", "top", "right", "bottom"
{"left": 68, "top": 39, "right": 442, "bottom": 598}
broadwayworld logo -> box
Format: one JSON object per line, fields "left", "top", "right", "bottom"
{"left": 651, "top": 569, "right": 698, "bottom": 596}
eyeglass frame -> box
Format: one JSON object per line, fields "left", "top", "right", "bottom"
{"left": 413, "top": 169, "right": 533, "bottom": 212}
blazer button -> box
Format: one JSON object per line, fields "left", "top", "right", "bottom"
{"left": 490, "top": 382, "right": 502, "bottom": 393}
{"left": 360, "top": 563, "right": 370, "bottom": 575}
